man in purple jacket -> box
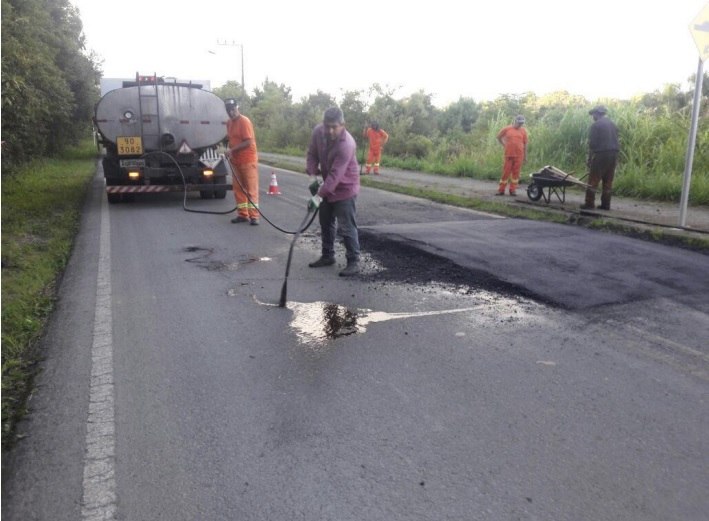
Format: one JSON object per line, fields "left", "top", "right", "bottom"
{"left": 306, "top": 107, "right": 361, "bottom": 277}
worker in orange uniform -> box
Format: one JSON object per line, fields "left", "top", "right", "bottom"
{"left": 363, "top": 121, "right": 389, "bottom": 175}
{"left": 225, "top": 98, "right": 260, "bottom": 225}
{"left": 495, "top": 115, "right": 528, "bottom": 196}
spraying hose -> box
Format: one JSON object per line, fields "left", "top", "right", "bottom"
{"left": 144, "top": 150, "right": 317, "bottom": 234}
{"left": 223, "top": 158, "right": 319, "bottom": 234}
{"left": 278, "top": 182, "right": 322, "bottom": 307}
{"left": 141, "top": 151, "right": 237, "bottom": 215}
{"left": 278, "top": 206, "right": 318, "bottom": 308}
{"left": 143, "top": 150, "right": 321, "bottom": 307}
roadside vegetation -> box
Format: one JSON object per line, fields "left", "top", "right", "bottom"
{"left": 2, "top": 0, "right": 708, "bottom": 448}
{"left": 215, "top": 81, "right": 709, "bottom": 205}
{"left": 1, "top": 141, "right": 97, "bottom": 445}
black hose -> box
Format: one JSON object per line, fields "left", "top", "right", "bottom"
{"left": 142, "top": 150, "right": 316, "bottom": 234}
{"left": 140, "top": 151, "right": 236, "bottom": 215}
{"left": 279, "top": 209, "right": 317, "bottom": 308}
{"left": 223, "top": 159, "right": 318, "bottom": 235}
{"left": 143, "top": 150, "right": 320, "bottom": 307}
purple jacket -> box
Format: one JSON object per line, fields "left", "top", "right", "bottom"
{"left": 306, "top": 123, "right": 360, "bottom": 202}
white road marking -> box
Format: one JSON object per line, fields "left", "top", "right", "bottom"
{"left": 81, "top": 180, "right": 117, "bottom": 520}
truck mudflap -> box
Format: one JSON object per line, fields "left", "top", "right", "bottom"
{"left": 106, "top": 184, "right": 232, "bottom": 194}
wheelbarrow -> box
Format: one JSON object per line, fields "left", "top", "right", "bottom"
{"left": 526, "top": 165, "right": 593, "bottom": 204}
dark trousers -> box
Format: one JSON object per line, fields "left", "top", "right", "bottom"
{"left": 586, "top": 151, "right": 618, "bottom": 208}
{"left": 318, "top": 196, "right": 360, "bottom": 263}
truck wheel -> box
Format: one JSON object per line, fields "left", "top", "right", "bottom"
{"left": 200, "top": 190, "right": 214, "bottom": 199}
{"left": 102, "top": 156, "right": 119, "bottom": 179}
{"left": 214, "top": 175, "right": 227, "bottom": 199}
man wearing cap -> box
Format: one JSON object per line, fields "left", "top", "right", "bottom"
{"left": 306, "top": 107, "right": 361, "bottom": 277}
{"left": 582, "top": 105, "right": 620, "bottom": 210}
{"left": 495, "top": 115, "right": 528, "bottom": 196}
{"left": 225, "top": 99, "right": 260, "bottom": 225}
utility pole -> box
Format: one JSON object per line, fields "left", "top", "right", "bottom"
{"left": 216, "top": 39, "right": 245, "bottom": 93}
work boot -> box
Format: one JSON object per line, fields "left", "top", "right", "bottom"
{"left": 231, "top": 215, "right": 249, "bottom": 223}
{"left": 579, "top": 204, "right": 595, "bottom": 210}
{"left": 250, "top": 218, "right": 260, "bottom": 225}
{"left": 308, "top": 257, "right": 335, "bottom": 268}
{"left": 494, "top": 191, "right": 505, "bottom": 196}
{"left": 339, "top": 261, "right": 359, "bottom": 277}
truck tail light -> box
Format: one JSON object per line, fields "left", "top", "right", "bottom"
{"left": 203, "top": 169, "right": 214, "bottom": 177}
{"left": 128, "top": 171, "right": 140, "bottom": 179}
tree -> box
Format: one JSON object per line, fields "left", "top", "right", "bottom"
{"left": 213, "top": 81, "right": 247, "bottom": 109}
{"left": 438, "top": 97, "right": 480, "bottom": 134}
{"left": 249, "top": 80, "right": 295, "bottom": 149}
{"left": 1, "top": 0, "right": 100, "bottom": 174}
{"left": 339, "top": 90, "right": 368, "bottom": 151}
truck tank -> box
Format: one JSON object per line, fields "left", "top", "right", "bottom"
{"left": 94, "top": 76, "right": 232, "bottom": 203}
{"left": 95, "top": 84, "right": 227, "bottom": 151}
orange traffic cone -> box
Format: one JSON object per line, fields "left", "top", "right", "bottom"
{"left": 267, "top": 171, "right": 281, "bottom": 195}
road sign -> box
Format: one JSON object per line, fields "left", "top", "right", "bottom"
{"left": 690, "top": 2, "right": 709, "bottom": 61}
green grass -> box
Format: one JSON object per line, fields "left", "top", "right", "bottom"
{"left": 1, "top": 140, "right": 97, "bottom": 447}
{"left": 586, "top": 220, "right": 709, "bottom": 251}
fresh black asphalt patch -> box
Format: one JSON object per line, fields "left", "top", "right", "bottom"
{"left": 361, "top": 219, "right": 709, "bottom": 311}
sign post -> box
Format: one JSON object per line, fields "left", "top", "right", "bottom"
{"left": 680, "top": 3, "right": 709, "bottom": 227}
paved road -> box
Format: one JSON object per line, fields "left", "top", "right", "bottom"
{"left": 3, "top": 163, "right": 708, "bottom": 521}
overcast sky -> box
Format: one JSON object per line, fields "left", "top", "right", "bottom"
{"left": 70, "top": 0, "right": 708, "bottom": 106}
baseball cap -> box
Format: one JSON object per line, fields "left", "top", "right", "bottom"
{"left": 589, "top": 105, "right": 607, "bottom": 115}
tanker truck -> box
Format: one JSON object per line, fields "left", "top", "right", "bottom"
{"left": 94, "top": 74, "right": 231, "bottom": 203}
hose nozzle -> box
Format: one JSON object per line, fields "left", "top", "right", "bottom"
{"left": 307, "top": 195, "right": 322, "bottom": 212}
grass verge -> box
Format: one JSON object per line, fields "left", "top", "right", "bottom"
{"left": 1, "top": 140, "right": 97, "bottom": 448}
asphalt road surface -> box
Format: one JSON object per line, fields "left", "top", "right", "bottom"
{"left": 3, "top": 163, "right": 708, "bottom": 521}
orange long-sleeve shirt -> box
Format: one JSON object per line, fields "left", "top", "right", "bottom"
{"left": 364, "top": 127, "right": 389, "bottom": 151}
{"left": 496, "top": 125, "right": 527, "bottom": 158}
{"left": 226, "top": 114, "right": 258, "bottom": 165}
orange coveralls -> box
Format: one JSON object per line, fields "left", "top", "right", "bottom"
{"left": 363, "top": 127, "right": 389, "bottom": 174}
{"left": 496, "top": 125, "right": 528, "bottom": 194}
{"left": 227, "top": 115, "right": 259, "bottom": 219}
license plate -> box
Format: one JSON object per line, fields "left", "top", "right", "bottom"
{"left": 116, "top": 136, "right": 143, "bottom": 155}
{"left": 119, "top": 159, "right": 145, "bottom": 168}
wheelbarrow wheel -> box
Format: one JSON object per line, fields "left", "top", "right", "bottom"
{"left": 527, "top": 182, "right": 543, "bottom": 201}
